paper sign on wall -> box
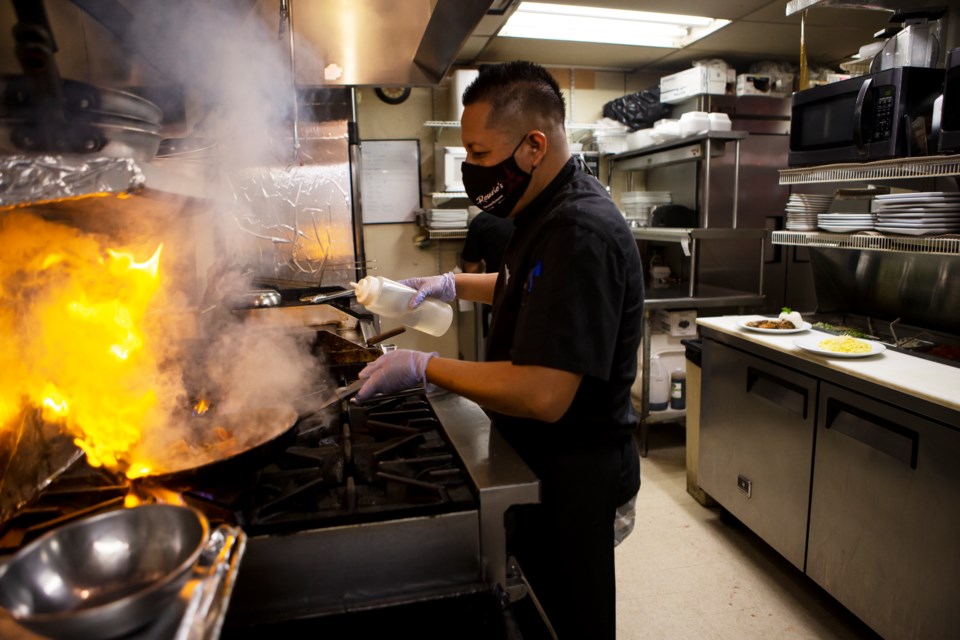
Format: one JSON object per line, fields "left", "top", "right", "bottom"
{"left": 360, "top": 139, "right": 422, "bottom": 224}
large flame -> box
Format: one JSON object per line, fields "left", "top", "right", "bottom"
{"left": 0, "top": 212, "right": 184, "bottom": 477}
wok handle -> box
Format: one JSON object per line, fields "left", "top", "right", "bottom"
{"left": 367, "top": 327, "right": 406, "bottom": 345}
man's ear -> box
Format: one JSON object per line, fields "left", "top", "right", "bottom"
{"left": 527, "top": 130, "right": 548, "bottom": 168}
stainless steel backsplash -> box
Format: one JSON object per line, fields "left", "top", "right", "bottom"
{"left": 809, "top": 247, "right": 960, "bottom": 336}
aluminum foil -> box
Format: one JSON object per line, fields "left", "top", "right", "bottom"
{"left": 225, "top": 160, "right": 357, "bottom": 288}
{"left": 0, "top": 155, "right": 146, "bottom": 209}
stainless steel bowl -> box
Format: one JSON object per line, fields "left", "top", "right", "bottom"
{"left": 0, "top": 504, "right": 208, "bottom": 640}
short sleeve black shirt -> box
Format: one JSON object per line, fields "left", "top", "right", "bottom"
{"left": 486, "top": 157, "right": 645, "bottom": 451}
{"left": 462, "top": 212, "right": 514, "bottom": 274}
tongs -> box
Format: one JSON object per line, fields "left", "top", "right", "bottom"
{"left": 298, "top": 289, "right": 357, "bottom": 305}
{"left": 296, "top": 378, "right": 365, "bottom": 412}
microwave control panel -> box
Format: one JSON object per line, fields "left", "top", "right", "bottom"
{"left": 869, "top": 85, "right": 895, "bottom": 142}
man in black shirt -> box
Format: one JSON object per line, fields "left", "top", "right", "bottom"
{"left": 461, "top": 210, "right": 513, "bottom": 340}
{"left": 356, "top": 61, "right": 644, "bottom": 639}
{"left": 462, "top": 210, "right": 513, "bottom": 276}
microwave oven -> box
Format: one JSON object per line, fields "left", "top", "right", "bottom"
{"left": 939, "top": 48, "right": 960, "bottom": 153}
{"left": 434, "top": 144, "right": 466, "bottom": 192}
{"left": 788, "top": 67, "right": 943, "bottom": 167}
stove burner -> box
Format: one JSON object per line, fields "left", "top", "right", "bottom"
{"left": 0, "top": 465, "right": 126, "bottom": 552}
{"left": 207, "top": 392, "right": 477, "bottom": 535}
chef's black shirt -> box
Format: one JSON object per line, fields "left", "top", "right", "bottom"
{"left": 486, "top": 156, "right": 645, "bottom": 453}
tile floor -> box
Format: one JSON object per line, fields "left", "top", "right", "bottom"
{"left": 615, "top": 425, "right": 881, "bottom": 640}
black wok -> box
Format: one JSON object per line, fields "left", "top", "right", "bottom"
{"left": 136, "top": 404, "right": 299, "bottom": 487}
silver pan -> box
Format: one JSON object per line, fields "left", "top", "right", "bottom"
{"left": 0, "top": 118, "right": 161, "bottom": 162}
{"left": 1, "top": 75, "right": 163, "bottom": 124}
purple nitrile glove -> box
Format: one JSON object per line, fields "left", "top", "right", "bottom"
{"left": 398, "top": 271, "right": 456, "bottom": 309}
{"left": 356, "top": 349, "right": 438, "bottom": 401}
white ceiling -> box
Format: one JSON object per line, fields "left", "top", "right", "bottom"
{"left": 456, "top": 0, "right": 898, "bottom": 73}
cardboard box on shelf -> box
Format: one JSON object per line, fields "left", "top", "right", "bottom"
{"left": 736, "top": 73, "right": 794, "bottom": 98}
{"left": 660, "top": 66, "right": 733, "bottom": 104}
{"left": 655, "top": 309, "right": 698, "bottom": 337}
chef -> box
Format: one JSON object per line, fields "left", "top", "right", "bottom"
{"left": 356, "top": 60, "right": 644, "bottom": 639}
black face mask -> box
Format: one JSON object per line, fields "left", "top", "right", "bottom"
{"left": 461, "top": 136, "right": 533, "bottom": 218}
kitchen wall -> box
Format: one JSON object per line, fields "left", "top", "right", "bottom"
{"left": 355, "top": 68, "right": 659, "bottom": 359}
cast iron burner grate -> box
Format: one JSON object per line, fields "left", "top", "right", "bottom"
{"left": 184, "top": 391, "right": 478, "bottom": 536}
{"left": 0, "top": 465, "right": 127, "bottom": 552}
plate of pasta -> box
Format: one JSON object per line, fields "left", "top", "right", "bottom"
{"left": 793, "top": 334, "right": 886, "bottom": 358}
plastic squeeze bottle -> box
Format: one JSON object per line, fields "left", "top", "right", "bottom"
{"left": 353, "top": 276, "right": 453, "bottom": 337}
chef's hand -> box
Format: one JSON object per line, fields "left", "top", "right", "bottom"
{"left": 356, "top": 349, "right": 438, "bottom": 401}
{"left": 399, "top": 272, "right": 456, "bottom": 308}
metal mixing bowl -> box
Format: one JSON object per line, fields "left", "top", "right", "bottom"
{"left": 0, "top": 504, "right": 208, "bottom": 640}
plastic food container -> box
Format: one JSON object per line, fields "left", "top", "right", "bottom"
{"left": 679, "top": 111, "right": 710, "bottom": 137}
{"left": 708, "top": 112, "right": 732, "bottom": 132}
{"left": 626, "top": 129, "right": 654, "bottom": 150}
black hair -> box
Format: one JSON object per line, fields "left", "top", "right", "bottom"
{"left": 461, "top": 61, "right": 566, "bottom": 132}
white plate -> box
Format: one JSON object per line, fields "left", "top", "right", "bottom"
{"left": 875, "top": 226, "right": 960, "bottom": 235}
{"left": 876, "top": 211, "right": 960, "bottom": 219}
{"left": 874, "top": 218, "right": 960, "bottom": 225}
{"left": 875, "top": 201, "right": 960, "bottom": 209}
{"left": 737, "top": 318, "right": 812, "bottom": 334}
{"left": 818, "top": 225, "right": 874, "bottom": 232}
{"left": 874, "top": 207, "right": 960, "bottom": 215}
{"left": 874, "top": 192, "right": 960, "bottom": 200}
{"left": 793, "top": 335, "right": 886, "bottom": 358}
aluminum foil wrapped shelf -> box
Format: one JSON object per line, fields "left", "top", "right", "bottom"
{"left": 0, "top": 155, "right": 214, "bottom": 211}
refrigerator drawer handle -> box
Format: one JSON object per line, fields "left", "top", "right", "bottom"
{"left": 746, "top": 367, "right": 808, "bottom": 419}
{"left": 826, "top": 399, "right": 918, "bottom": 469}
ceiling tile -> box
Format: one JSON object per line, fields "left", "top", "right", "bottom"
{"left": 683, "top": 21, "right": 880, "bottom": 64}
{"left": 478, "top": 37, "right": 671, "bottom": 69}
{"left": 527, "top": 0, "right": 775, "bottom": 20}
{"left": 745, "top": 2, "right": 896, "bottom": 27}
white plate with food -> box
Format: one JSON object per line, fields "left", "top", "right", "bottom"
{"left": 793, "top": 335, "right": 886, "bottom": 358}
{"left": 737, "top": 317, "right": 812, "bottom": 334}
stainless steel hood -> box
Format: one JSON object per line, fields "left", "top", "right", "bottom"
{"left": 284, "top": 0, "right": 496, "bottom": 86}
{"left": 0, "top": 0, "right": 496, "bottom": 88}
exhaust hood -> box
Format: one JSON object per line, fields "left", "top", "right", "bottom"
{"left": 285, "top": 0, "right": 496, "bottom": 86}
{"left": 0, "top": 0, "right": 496, "bottom": 89}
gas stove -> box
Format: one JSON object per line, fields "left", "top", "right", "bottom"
{"left": 0, "top": 330, "right": 543, "bottom": 638}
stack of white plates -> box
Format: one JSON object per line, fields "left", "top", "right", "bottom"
{"left": 427, "top": 209, "right": 469, "bottom": 229}
{"left": 873, "top": 192, "right": 960, "bottom": 236}
{"left": 786, "top": 194, "right": 832, "bottom": 231}
{"left": 622, "top": 191, "right": 671, "bottom": 227}
{"left": 817, "top": 212, "right": 876, "bottom": 232}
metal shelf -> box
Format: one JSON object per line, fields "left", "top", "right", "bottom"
{"left": 607, "top": 131, "right": 748, "bottom": 170}
{"left": 424, "top": 121, "right": 618, "bottom": 132}
{"left": 644, "top": 283, "right": 765, "bottom": 310}
{"left": 786, "top": 0, "right": 944, "bottom": 16}
{"left": 772, "top": 230, "right": 960, "bottom": 255}
{"left": 426, "top": 228, "right": 468, "bottom": 240}
{"left": 632, "top": 227, "right": 767, "bottom": 243}
{"left": 779, "top": 155, "right": 960, "bottom": 185}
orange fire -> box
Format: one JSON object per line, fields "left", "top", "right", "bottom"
{"left": 0, "top": 212, "right": 186, "bottom": 478}
{"left": 124, "top": 484, "right": 186, "bottom": 508}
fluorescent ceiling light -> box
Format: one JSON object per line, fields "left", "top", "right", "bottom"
{"left": 499, "top": 2, "right": 731, "bottom": 49}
